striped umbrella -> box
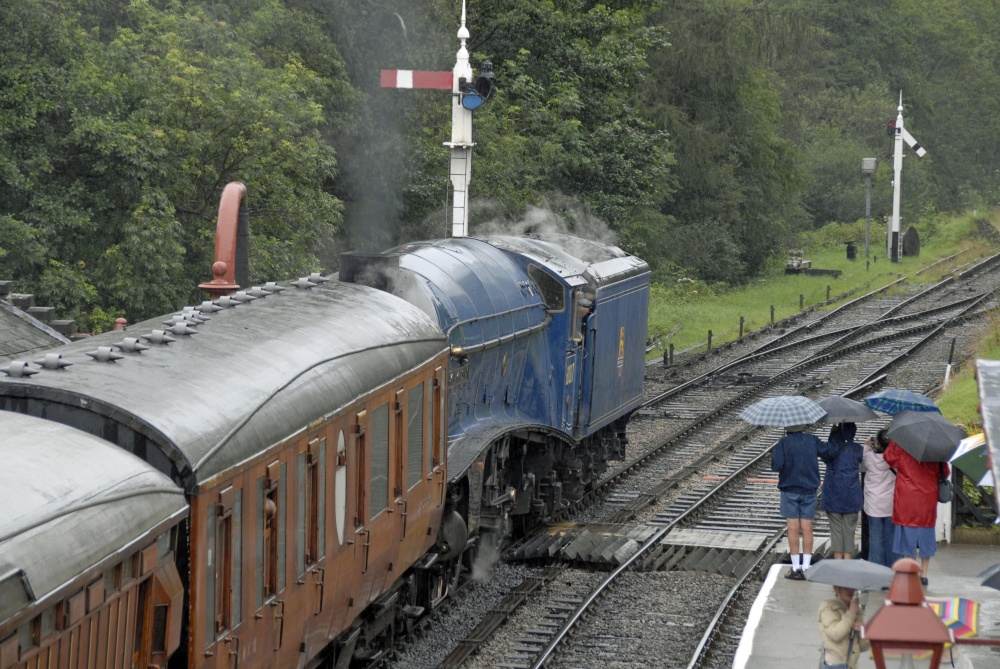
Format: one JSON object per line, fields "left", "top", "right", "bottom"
{"left": 738, "top": 395, "right": 826, "bottom": 427}
{"left": 926, "top": 596, "right": 979, "bottom": 641}
{"left": 863, "top": 388, "right": 940, "bottom": 415}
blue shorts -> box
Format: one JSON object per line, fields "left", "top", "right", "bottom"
{"left": 893, "top": 525, "right": 937, "bottom": 558}
{"left": 780, "top": 491, "right": 817, "bottom": 520}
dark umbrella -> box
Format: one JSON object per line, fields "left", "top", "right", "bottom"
{"left": 805, "top": 559, "right": 895, "bottom": 591}
{"left": 817, "top": 396, "right": 879, "bottom": 424}
{"left": 886, "top": 410, "right": 966, "bottom": 462}
{"left": 979, "top": 562, "right": 1000, "bottom": 591}
{"left": 863, "top": 388, "right": 940, "bottom": 415}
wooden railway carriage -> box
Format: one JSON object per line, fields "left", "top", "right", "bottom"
{"left": 0, "top": 279, "right": 452, "bottom": 669}
{"left": 0, "top": 412, "right": 188, "bottom": 669}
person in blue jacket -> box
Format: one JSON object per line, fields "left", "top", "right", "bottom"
{"left": 771, "top": 425, "right": 824, "bottom": 580}
{"left": 819, "top": 422, "right": 865, "bottom": 560}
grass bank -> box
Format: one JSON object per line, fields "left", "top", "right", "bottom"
{"left": 647, "top": 211, "right": 995, "bottom": 357}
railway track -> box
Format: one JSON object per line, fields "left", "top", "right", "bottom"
{"left": 377, "top": 251, "right": 1000, "bottom": 669}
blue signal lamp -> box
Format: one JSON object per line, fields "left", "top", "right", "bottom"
{"left": 460, "top": 60, "right": 495, "bottom": 111}
{"left": 461, "top": 92, "right": 485, "bottom": 111}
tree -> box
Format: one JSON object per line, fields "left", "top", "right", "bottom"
{"left": 0, "top": 0, "right": 350, "bottom": 327}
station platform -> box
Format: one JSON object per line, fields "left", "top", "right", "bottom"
{"left": 734, "top": 544, "right": 1000, "bottom": 669}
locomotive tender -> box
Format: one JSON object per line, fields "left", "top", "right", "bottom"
{"left": 0, "top": 216, "right": 650, "bottom": 668}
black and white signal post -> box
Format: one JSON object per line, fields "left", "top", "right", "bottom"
{"left": 888, "top": 92, "right": 927, "bottom": 262}
{"left": 380, "top": 1, "right": 495, "bottom": 237}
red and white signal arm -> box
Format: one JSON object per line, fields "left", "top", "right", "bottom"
{"left": 380, "top": 70, "right": 452, "bottom": 90}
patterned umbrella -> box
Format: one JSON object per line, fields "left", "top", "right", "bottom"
{"left": 949, "top": 433, "right": 994, "bottom": 486}
{"left": 738, "top": 395, "right": 826, "bottom": 427}
{"left": 926, "top": 596, "right": 979, "bottom": 641}
{"left": 886, "top": 410, "right": 965, "bottom": 462}
{"left": 863, "top": 388, "right": 941, "bottom": 415}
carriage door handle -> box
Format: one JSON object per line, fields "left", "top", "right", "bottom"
{"left": 272, "top": 600, "right": 285, "bottom": 651}
{"left": 311, "top": 568, "right": 324, "bottom": 615}
{"left": 225, "top": 636, "right": 239, "bottom": 669}
{"left": 396, "top": 499, "right": 408, "bottom": 539}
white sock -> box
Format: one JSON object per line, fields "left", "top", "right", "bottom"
{"left": 802, "top": 554, "right": 812, "bottom": 569}
{"left": 791, "top": 554, "right": 802, "bottom": 570}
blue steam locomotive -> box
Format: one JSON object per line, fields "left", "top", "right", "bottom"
{"left": 341, "top": 232, "right": 650, "bottom": 552}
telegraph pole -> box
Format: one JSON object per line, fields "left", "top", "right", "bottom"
{"left": 862, "top": 158, "right": 876, "bottom": 258}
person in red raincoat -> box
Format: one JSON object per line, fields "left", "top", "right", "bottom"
{"left": 883, "top": 439, "right": 949, "bottom": 586}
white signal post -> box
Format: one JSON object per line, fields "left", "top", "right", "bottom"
{"left": 446, "top": 1, "right": 475, "bottom": 237}
{"left": 889, "top": 92, "right": 927, "bottom": 262}
{"left": 380, "top": 1, "right": 480, "bottom": 238}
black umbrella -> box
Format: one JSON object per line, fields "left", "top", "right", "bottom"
{"left": 817, "top": 396, "right": 879, "bottom": 424}
{"left": 886, "top": 410, "right": 966, "bottom": 462}
{"left": 980, "top": 562, "right": 1000, "bottom": 591}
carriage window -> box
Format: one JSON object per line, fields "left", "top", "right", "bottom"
{"left": 394, "top": 390, "right": 405, "bottom": 497}
{"left": 263, "top": 485, "right": 278, "bottom": 599}
{"left": 426, "top": 379, "right": 434, "bottom": 475}
{"left": 371, "top": 404, "right": 389, "bottom": 516}
{"left": 214, "top": 505, "right": 233, "bottom": 635}
{"left": 407, "top": 384, "right": 424, "bottom": 489}
{"left": 302, "top": 438, "right": 324, "bottom": 567}
{"left": 132, "top": 580, "right": 149, "bottom": 665}
{"left": 527, "top": 265, "right": 565, "bottom": 312}
{"left": 277, "top": 464, "right": 287, "bottom": 593}
{"left": 259, "top": 466, "right": 280, "bottom": 604}
{"left": 152, "top": 604, "right": 168, "bottom": 654}
{"left": 432, "top": 369, "right": 445, "bottom": 470}
{"left": 355, "top": 412, "right": 367, "bottom": 527}
{"left": 206, "top": 486, "right": 241, "bottom": 644}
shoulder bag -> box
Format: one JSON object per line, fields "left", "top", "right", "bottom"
{"left": 938, "top": 463, "right": 954, "bottom": 503}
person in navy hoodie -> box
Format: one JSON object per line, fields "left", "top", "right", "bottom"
{"left": 819, "top": 422, "right": 865, "bottom": 560}
{"left": 772, "top": 425, "right": 824, "bottom": 580}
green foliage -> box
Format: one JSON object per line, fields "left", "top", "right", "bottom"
{"left": 0, "top": 0, "right": 348, "bottom": 327}
{"left": 3, "top": 0, "right": 1000, "bottom": 331}
{"left": 459, "top": 1, "right": 674, "bottom": 246}
{"left": 640, "top": 1, "right": 812, "bottom": 282}
{"left": 649, "top": 209, "right": 995, "bottom": 352}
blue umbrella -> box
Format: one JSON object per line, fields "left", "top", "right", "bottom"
{"left": 863, "top": 388, "right": 940, "bottom": 415}
{"left": 739, "top": 395, "right": 827, "bottom": 427}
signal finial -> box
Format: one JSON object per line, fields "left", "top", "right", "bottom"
{"left": 458, "top": 0, "right": 469, "bottom": 41}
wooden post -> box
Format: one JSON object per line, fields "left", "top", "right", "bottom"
{"left": 770, "top": 305, "right": 775, "bottom": 323}
{"left": 669, "top": 343, "right": 674, "bottom": 365}
{"left": 739, "top": 316, "right": 745, "bottom": 338}
{"left": 826, "top": 285, "right": 831, "bottom": 301}
{"left": 799, "top": 294, "right": 804, "bottom": 310}
{"left": 707, "top": 330, "right": 713, "bottom": 352}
